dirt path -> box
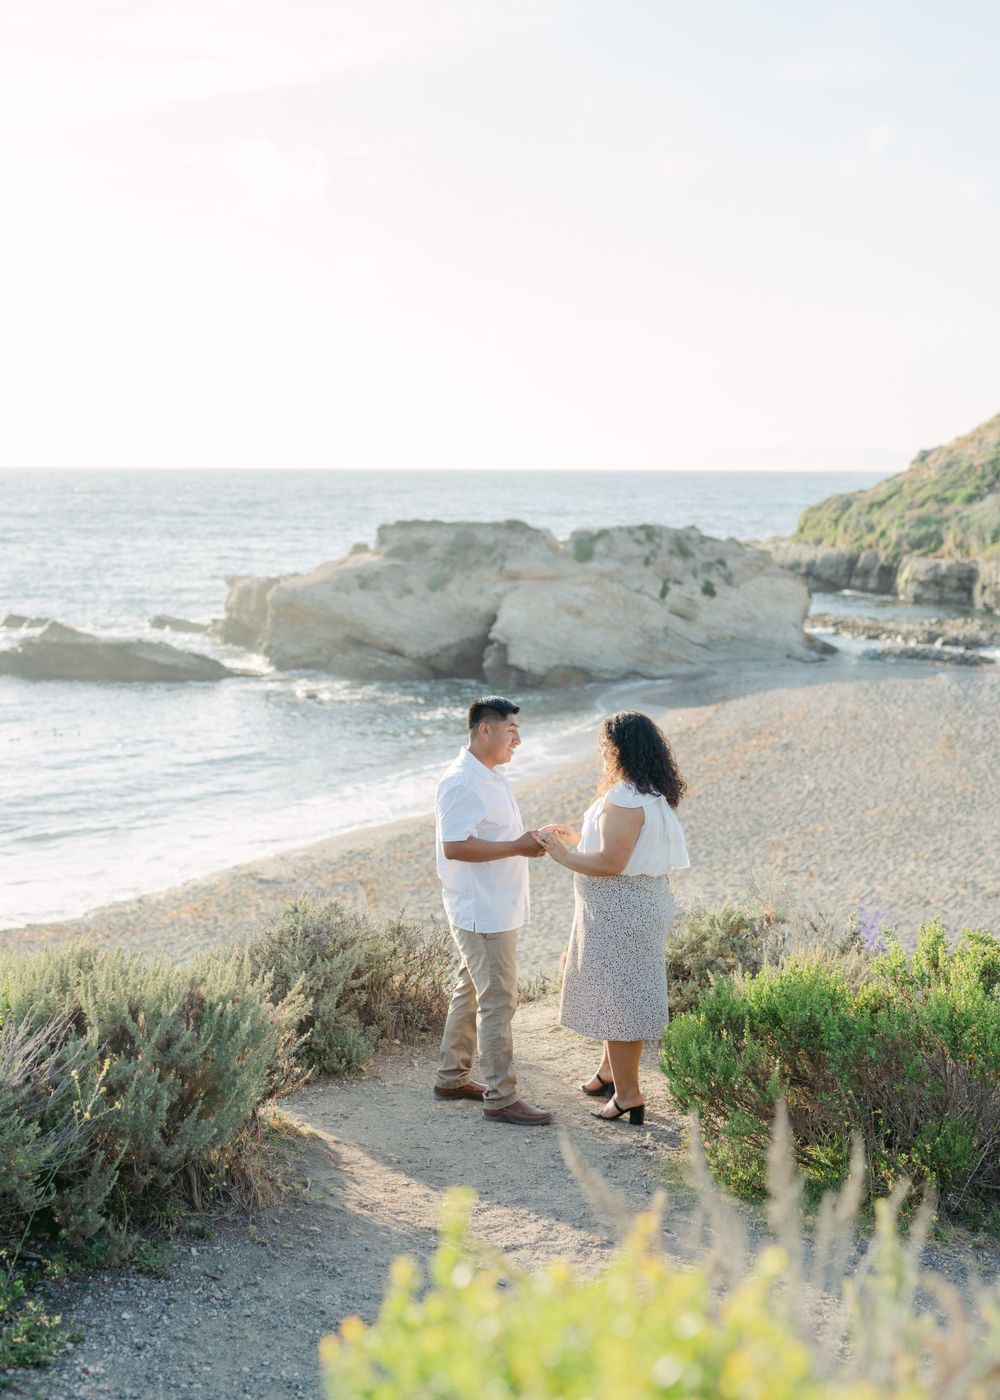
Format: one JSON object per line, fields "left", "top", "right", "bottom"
{"left": 29, "top": 1003, "right": 696, "bottom": 1399}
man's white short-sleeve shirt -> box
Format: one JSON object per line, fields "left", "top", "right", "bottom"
{"left": 435, "top": 746, "right": 530, "bottom": 934}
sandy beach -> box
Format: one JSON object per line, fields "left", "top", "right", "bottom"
{"left": 7, "top": 654, "right": 997, "bottom": 966}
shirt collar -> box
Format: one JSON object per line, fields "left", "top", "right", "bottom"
{"left": 458, "top": 745, "right": 509, "bottom": 783}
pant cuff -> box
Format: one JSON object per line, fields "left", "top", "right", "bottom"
{"left": 435, "top": 1072, "right": 471, "bottom": 1088}
{"left": 484, "top": 1091, "right": 517, "bottom": 1109}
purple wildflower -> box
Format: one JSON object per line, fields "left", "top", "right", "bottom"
{"left": 857, "top": 909, "right": 892, "bottom": 954}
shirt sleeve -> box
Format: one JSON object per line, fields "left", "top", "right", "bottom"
{"left": 603, "top": 781, "right": 643, "bottom": 808}
{"left": 437, "top": 779, "right": 489, "bottom": 843}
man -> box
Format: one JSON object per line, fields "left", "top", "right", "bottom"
{"left": 433, "top": 695, "right": 553, "bottom": 1126}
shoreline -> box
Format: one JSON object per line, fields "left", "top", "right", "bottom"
{"left": 5, "top": 653, "right": 998, "bottom": 968}
{"left": 0, "top": 670, "right": 674, "bottom": 933}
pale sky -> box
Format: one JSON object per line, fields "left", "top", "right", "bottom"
{"left": 1, "top": 1, "right": 998, "bottom": 471}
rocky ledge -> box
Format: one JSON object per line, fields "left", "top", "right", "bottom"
{"left": 0, "top": 622, "right": 238, "bottom": 683}
{"left": 807, "top": 613, "right": 1000, "bottom": 649}
{"left": 805, "top": 613, "right": 997, "bottom": 666}
{"left": 221, "top": 519, "right": 817, "bottom": 686}
{"left": 761, "top": 539, "right": 999, "bottom": 612}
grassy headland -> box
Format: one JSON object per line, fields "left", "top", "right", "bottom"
{"left": 795, "top": 411, "right": 1000, "bottom": 560}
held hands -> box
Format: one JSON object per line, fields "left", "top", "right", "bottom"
{"left": 530, "top": 827, "right": 570, "bottom": 864}
{"left": 512, "top": 822, "right": 579, "bottom": 862}
{"left": 538, "top": 823, "right": 578, "bottom": 843}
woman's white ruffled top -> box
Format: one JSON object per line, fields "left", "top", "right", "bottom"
{"left": 577, "top": 780, "right": 690, "bottom": 876}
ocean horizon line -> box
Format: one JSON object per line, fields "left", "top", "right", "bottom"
{"left": 0, "top": 462, "right": 897, "bottom": 476}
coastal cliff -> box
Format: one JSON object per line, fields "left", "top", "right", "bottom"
{"left": 222, "top": 519, "right": 815, "bottom": 685}
{"left": 764, "top": 412, "right": 1000, "bottom": 611}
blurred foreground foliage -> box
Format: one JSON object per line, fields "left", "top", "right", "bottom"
{"left": 321, "top": 1118, "right": 1000, "bottom": 1399}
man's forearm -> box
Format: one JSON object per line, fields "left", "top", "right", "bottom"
{"left": 442, "top": 836, "right": 533, "bottom": 862}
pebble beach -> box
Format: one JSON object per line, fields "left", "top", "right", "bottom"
{"left": 7, "top": 655, "right": 997, "bottom": 967}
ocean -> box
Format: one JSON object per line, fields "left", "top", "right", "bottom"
{"left": 1, "top": 467, "right": 888, "bottom": 927}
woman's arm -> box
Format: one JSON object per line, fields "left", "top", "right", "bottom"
{"left": 532, "top": 803, "right": 643, "bottom": 875}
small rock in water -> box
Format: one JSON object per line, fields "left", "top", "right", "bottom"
{"left": 2, "top": 612, "right": 50, "bottom": 628}
{"left": 149, "top": 614, "right": 213, "bottom": 635}
{"left": 0, "top": 622, "right": 237, "bottom": 683}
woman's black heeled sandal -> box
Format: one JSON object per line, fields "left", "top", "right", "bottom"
{"left": 580, "top": 1073, "right": 615, "bottom": 1098}
{"left": 592, "top": 1096, "right": 645, "bottom": 1126}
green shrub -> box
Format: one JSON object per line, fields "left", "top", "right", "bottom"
{"left": 0, "top": 900, "right": 453, "bottom": 1250}
{"left": 0, "top": 941, "right": 306, "bottom": 1241}
{"left": 220, "top": 897, "right": 455, "bottom": 1076}
{"left": 665, "top": 898, "right": 872, "bottom": 1021}
{"left": 666, "top": 899, "right": 791, "bottom": 1017}
{"left": 0, "top": 1266, "right": 76, "bottom": 1379}
{"left": 661, "top": 921, "right": 1000, "bottom": 1210}
{"left": 0, "top": 1018, "right": 95, "bottom": 1239}
{"left": 0, "top": 901, "right": 456, "bottom": 1385}
{"left": 906, "top": 515, "right": 945, "bottom": 553}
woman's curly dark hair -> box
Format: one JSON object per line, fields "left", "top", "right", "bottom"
{"left": 598, "top": 710, "right": 687, "bottom": 809}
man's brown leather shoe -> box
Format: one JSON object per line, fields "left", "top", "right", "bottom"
{"left": 483, "top": 1098, "right": 553, "bottom": 1125}
{"left": 434, "top": 1080, "right": 487, "bottom": 1101}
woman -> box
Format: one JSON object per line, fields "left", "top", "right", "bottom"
{"left": 532, "top": 711, "right": 689, "bottom": 1125}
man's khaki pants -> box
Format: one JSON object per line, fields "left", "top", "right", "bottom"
{"left": 435, "top": 925, "right": 519, "bottom": 1109}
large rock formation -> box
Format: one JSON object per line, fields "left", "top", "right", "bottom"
{"left": 769, "top": 412, "right": 1000, "bottom": 612}
{"left": 222, "top": 519, "right": 816, "bottom": 686}
{"left": 216, "top": 576, "right": 286, "bottom": 648}
{"left": 0, "top": 622, "right": 237, "bottom": 683}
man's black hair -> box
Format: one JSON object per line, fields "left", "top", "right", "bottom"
{"left": 467, "top": 695, "right": 520, "bottom": 731}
